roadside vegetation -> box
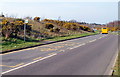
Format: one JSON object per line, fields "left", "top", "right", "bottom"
{"left": 117, "top": 57, "right": 120, "bottom": 76}
{"left": 113, "top": 51, "right": 120, "bottom": 76}
{"left": 1, "top": 37, "right": 42, "bottom": 51}
{"left": 0, "top": 15, "right": 119, "bottom": 52}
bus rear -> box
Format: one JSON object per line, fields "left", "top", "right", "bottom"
{"left": 101, "top": 27, "right": 108, "bottom": 34}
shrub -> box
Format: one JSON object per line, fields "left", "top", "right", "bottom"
{"left": 63, "top": 23, "right": 78, "bottom": 30}
{"left": 1, "top": 20, "right": 9, "bottom": 25}
{"left": 83, "top": 26, "right": 90, "bottom": 31}
{"left": 78, "top": 25, "right": 92, "bottom": 32}
{"left": 63, "top": 23, "right": 72, "bottom": 30}
{"left": 1, "top": 19, "right": 32, "bottom": 39}
{"left": 14, "top": 21, "right": 24, "bottom": 26}
{"left": 45, "top": 23, "right": 54, "bottom": 29}
{"left": 14, "top": 19, "right": 24, "bottom": 22}
{"left": 54, "top": 28, "right": 60, "bottom": 33}
{"left": 79, "top": 25, "right": 84, "bottom": 30}
{"left": 34, "top": 17, "right": 40, "bottom": 22}
{"left": 2, "top": 22, "right": 14, "bottom": 39}
{"left": 43, "top": 19, "right": 50, "bottom": 22}
{"left": 49, "top": 28, "right": 54, "bottom": 32}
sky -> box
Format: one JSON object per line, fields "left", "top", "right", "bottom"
{"left": 0, "top": 0, "right": 119, "bottom": 24}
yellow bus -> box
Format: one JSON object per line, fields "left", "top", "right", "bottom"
{"left": 101, "top": 27, "right": 108, "bottom": 34}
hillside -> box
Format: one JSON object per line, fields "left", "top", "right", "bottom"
{"left": 1, "top": 17, "right": 95, "bottom": 39}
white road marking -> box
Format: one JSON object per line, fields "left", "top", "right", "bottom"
{"left": 1, "top": 53, "right": 57, "bottom": 75}
{"left": 2, "top": 35, "right": 108, "bottom": 74}
{"left": 77, "top": 43, "right": 86, "bottom": 47}
{"left": 109, "top": 53, "right": 118, "bottom": 75}
{"left": 89, "top": 39, "right": 97, "bottom": 43}
{"left": 69, "top": 43, "right": 86, "bottom": 50}
{"left": 69, "top": 38, "right": 99, "bottom": 50}
{"left": 104, "top": 50, "right": 118, "bottom": 75}
{"left": 58, "top": 50, "right": 66, "bottom": 54}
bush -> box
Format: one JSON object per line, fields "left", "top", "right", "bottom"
{"left": 43, "top": 19, "right": 50, "bottom": 22}
{"left": 83, "top": 26, "right": 91, "bottom": 31}
{"left": 14, "top": 21, "right": 24, "bottom": 26}
{"left": 1, "top": 19, "right": 32, "bottom": 39}
{"left": 45, "top": 23, "right": 54, "bottom": 29}
{"left": 79, "top": 25, "right": 84, "bottom": 30}
{"left": 63, "top": 23, "right": 72, "bottom": 30}
{"left": 42, "top": 19, "right": 66, "bottom": 27}
{"left": 2, "top": 22, "right": 14, "bottom": 39}
{"left": 1, "top": 19, "right": 9, "bottom": 25}
{"left": 14, "top": 19, "right": 24, "bottom": 22}
{"left": 34, "top": 17, "right": 40, "bottom": 22}
{"left": 54, "top": 28, "right": 60, "bottom": 33}
{"left": 49, "top": 28, "right": 54, "bottom": 32}
{"left": 63, "top": 23, "right": 78, "bottom": 30}
{"left": 78, "top": 25, "right": 92, "bottom": 32}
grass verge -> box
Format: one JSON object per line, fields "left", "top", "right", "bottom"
{"left": 1, "top": 32, "right": 98, "bottom": 52}
{"left": 46, "top": 32, "right": 97, "bottom": 41}
{"left": 1, "top": 38, "right": 42, "bottom": 52}
{"left": 112, "top": 51, "right": 120, "bottom": 76}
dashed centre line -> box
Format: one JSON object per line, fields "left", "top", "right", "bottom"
{"left": 69, "top": 43, "right": 86, "bottom": 50}
{"left": 40, "top": 48, "right": 56, "bottom": 52}
{"left": 89, "top": 39, "right": 97, "bottom": 43}
{"left": 33, "top": 57, "right": 42, "bottom": 60}
{"left": 48, "top": 53, "right": 57, "bottom": 55}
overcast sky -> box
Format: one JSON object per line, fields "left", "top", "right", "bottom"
{"left": 0, "top": 0, "right": 119, "bottom": 24}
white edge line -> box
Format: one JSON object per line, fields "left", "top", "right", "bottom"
{"left": 104, "top": 50, "right": 118, "bottom": 75}
{"left": 109, "top": 52, "right": 118, "bottom": 75}
{"left": 1, "top": 53, "right": 57, "bottom": 75}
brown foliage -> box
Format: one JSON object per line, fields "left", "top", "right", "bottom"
{"left": 34, "top": 17, "right": 40, "bottom": 22}
{"left": 45, "top": 23, "right": 54, "bottom": 29}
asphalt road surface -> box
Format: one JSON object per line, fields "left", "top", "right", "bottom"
{"left": 1, "top": 34, "right": 118, "bottom": 75}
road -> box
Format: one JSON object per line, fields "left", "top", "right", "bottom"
{"left": 1, "top": 34, "right": 118, "bottom": 75}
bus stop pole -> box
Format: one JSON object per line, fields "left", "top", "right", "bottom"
{"left": 24, "top": 19, "right": 28, "bottom": 42}
{"left": 24, "top": 23, "right": 26, "bottom": 42}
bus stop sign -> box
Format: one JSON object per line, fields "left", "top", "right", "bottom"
{"left": 25, "top": 19, "right": 28, "bottom": 23}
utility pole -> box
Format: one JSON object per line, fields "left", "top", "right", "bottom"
{"left": 24, "top": 19, "right": 28, "bottom": 42}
